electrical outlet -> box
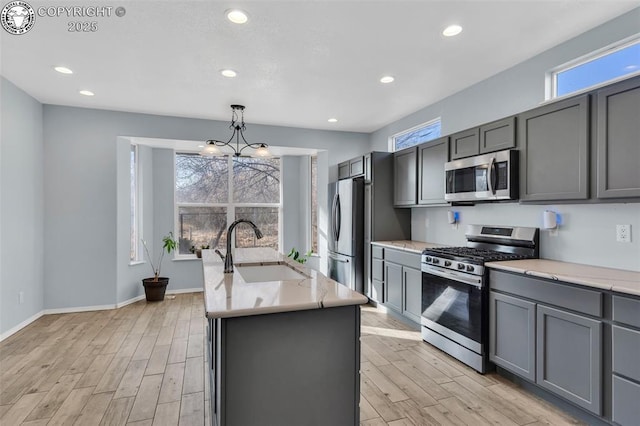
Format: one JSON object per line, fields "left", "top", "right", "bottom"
{"left": 616, "top": 224, "right": 631, "bottom": 243}
{"left": 19, "top": 291, "right": 24, "bottom": 304}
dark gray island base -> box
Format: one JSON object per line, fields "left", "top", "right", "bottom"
{"left": 207, "top": 305, "right": 361, "bottom": 426}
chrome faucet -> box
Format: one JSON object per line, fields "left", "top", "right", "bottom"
{"left": 214, "top": 219, "right": 264, "bottom": 273}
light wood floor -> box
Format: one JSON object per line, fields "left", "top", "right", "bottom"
{"left": 0, "top": 293, "right": 583, "bottom": 425}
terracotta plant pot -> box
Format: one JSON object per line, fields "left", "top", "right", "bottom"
{"left": 196, "top": 249, "right": 202, "bottom": 259}
{"left": 142, "top": 277, "right": 169, "bottom": 301}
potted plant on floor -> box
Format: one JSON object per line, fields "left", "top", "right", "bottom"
{"left": 141, "top": 232, "right": 178, "bottom": 301}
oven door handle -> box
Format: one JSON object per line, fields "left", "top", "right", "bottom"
{"left": 422, "top": 265, "right": 483, "bottom": 288}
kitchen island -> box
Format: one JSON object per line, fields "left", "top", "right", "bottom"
{"left": 202, "top": 248, "right": 368, "bottom": 426}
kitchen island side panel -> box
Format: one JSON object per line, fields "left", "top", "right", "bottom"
{"left": 217, "top": 305, "right": 360, "bottom": 426}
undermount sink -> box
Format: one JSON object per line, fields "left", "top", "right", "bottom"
{"left": 236, "top": 263, "right": 307, "bottom": 283}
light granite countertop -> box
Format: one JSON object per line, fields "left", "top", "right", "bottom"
{"left": 371, "top": 240, "right": 447, "bottom": 254}
{"left": 202, "top": 248, "right": 368, "bottom": 319}
{"left": 487, "top": 259, "right": 640, "bottom": 297}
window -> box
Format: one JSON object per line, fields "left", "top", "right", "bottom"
{"left": 548, "top": 38, "right": 640, "bottom": 99}
{"left": 175, "top": 153, "right": 281, "bottom": 255}
{"left": 310, "top": 155, "right": 318, "bottom": 254}
{"left": 130, "top": 144, "right": 142, "bottom": 262}
{"left": 391, "top": 118, "right": 441, "bottom": 152}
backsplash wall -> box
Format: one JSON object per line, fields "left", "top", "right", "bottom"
{"left": 411, "top": 203, "right": 640, "bottom": 272}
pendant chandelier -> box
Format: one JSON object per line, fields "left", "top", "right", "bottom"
{"left": 200, "top": 104, "right": 270, "bottom": 157}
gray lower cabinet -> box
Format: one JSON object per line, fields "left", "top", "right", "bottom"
{"left": 536, "top": 304, "right": 602, "bottom": 415}
{"left": 490, "top": 270, "right": 605, "bottom": 418}
{"left": 611, "top": 294, "right": 640, "bottom": 426}
{"left": 596, "top": 76, "right": 640, "bottom": 199}
{"left": 417, "top": 137, "right": 448, "bottom": 205}
{"left": 402, "top": 266, "right": 422, "bottom": 323}
{"left": 519, "top": 95, "right": 589, "bottom": 201}
{"left": 384, "top": 261, "right": 403, "bottom": 312}
{"left": 376, "top": 246, "right": 422, "bottom": 324}
{"left": 394, "top": 147, "right": 418, "bottom": 206}
{"left": 371, "top": 247, "right": 385, "bottom": 303}
{"left": 489, "top": 291, "right": 536, "bottom": 381}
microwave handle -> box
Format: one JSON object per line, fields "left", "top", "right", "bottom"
{"left": 487, "top": 157, "right": 496, "bottom": 195}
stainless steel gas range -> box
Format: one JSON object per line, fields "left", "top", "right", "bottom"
{"left": 420, "top": 225, "right": 539, "bottom": 373}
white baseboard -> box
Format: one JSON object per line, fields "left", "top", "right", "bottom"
{"left": 0, "top": 311, "right": 44, "bottom": 342}
{"left": 116, "top": 294, "right": 146, "bottom": 308}
{"left": 167, "top": 287, "right": 203, "bottom": 295}
{"left": 1, "top": 288, "right": 204, "bottom": 342}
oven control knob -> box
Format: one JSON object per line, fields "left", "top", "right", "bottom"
{"left": 466, "top": 265, "right": 475, "bottom": 272}
{"left": 432, "top": 258, "right": 439, "bottom": 264}
{"left": 444, "top": 261, "right": 452, "bottom": 267}
{"left": 457, "top": 263, "right": 465, "bottom": 270}
{"left": 425, "top": 256, "right": 432, "bottom": 263}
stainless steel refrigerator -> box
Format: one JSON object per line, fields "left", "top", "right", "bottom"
{"left": 328, "top": 177, "right": 365, "bottom": 293}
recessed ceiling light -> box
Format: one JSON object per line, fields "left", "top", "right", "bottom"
{"left": 198, "top": 145, "right": 205, "bottom": 148}
{"left": 79, "top": 90, "right": 94, "bottom": 96}
{"left": 226, "top": 9, "right": 248, "bottom": 24}
{"left": 442, "top": 25, "right": 463, "bottom": 37}
{"left": 221, "top": 69, "right": 237, "bottom": 78}
{"left": 54, "top": 66, "right": 73, "bottom": 74}
{"left": 380, "top": 76, "right": 395, "bottom": 84}
{"left": 328, "top": 118, "right": 338, "bottom": 123}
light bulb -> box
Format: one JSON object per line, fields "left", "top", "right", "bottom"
{"left": 200, "top": 144, "right": 221, "bottom": 156}
{"left": 254, "top": 144, "right": 270, "bottom": 157}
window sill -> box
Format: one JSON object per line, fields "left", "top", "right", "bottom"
{"left": 173, "top": 256, "right": 201, "bottom": 262}
{"left": 129, "top": 261, "right": 146, "bottom": 266}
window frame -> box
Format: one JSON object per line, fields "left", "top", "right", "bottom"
{"left": 309, "top": 155, "right": 318, "bottom": 254}
{"left": 130, "top": 144, "right": 143, "bottom": 264}
{"left": 389, "top": 117, "right": 442, "bottom": 152}
{"left": 174, "top": 153, "right": 283, "bottom": 259}
{"left": 546, "top": 35, "right": 640, "bottom": 101}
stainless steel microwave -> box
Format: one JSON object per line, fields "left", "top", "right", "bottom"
{"left": 444, "top": 149, "right": 518, "bottom": 202}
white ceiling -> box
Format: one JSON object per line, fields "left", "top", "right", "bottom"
{"left": 2, "top": 1, "right": 639, "bottom": 133}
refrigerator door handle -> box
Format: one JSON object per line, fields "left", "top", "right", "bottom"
{"left": 328, "top": 253, "right": 349, "bottom": 263}
{"left": 335, "top": 194, "right": 341, "bottom": 242}
{"left": 331, "top": 193, "right": 338, "bottom": 244}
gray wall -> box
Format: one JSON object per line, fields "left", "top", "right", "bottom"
{"left": 370, "top": 8, "right": 640, "bottom": 150}
{"left": 0, "top": 79, "right": 44, "bottom": 336}
{"left": 371, "top": 8, "right": 640, "bottom": 272}
{"left": 412, "top": 204, "right": 640, "bottom": 271}
{"left": 43, "top": 105, "right": 368, "bottom": 309}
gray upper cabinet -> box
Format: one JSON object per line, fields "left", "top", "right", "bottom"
{"left": 450, "top": 117, "right": 516, "bottom": 159}
{"left": 338, "top": 161, "right": 350, "bottom": 179}
{"left": 489, "top": 291, "right": 536, "bottom": 381}
{"left": 338, "top": 157, "right": 365, "bottom": 179}
{"left": 394, "top": 147, "right": 418, "bottom": 206}
{"left": 519, "top": 95, "right": 590, "bottom": 201}
{"left": 480, "top": 117, "right": 517, "bottom": 154}
{"left": 350, "top": 156, "right": 364, "bottom": 177}
{"left": 450, "top": 128, "right": 479, "bottom": 159}
{"left": 417, "top": 137, "right": 449, "bottom": 205}
{"left": 596, "top": 77, "right": 640, "bottom": 199}
{"left": 536, "top": 304, "right": 602, "bottom": 415}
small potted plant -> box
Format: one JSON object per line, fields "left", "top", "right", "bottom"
{"left": 189, "top": 244, "right": 210, "bottom": 259}
{"left": 141, "top": 232, "right": 178, "bottom": 301}
{"left": 287, "top": 247, "right": 312, "bottom": 264}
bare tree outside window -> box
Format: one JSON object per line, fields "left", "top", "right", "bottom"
{"left": 176, "top": 154, "right": 228, "bottom": 203}
{"left": 233, "top": 157, "right": 280, "bottom": 203}
{"left": 175, "top": 153, "right": 281, "bottom": 255}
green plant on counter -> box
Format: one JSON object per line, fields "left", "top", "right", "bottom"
{"left": 287, "top": 247, "right": 312, "bottom": 264}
